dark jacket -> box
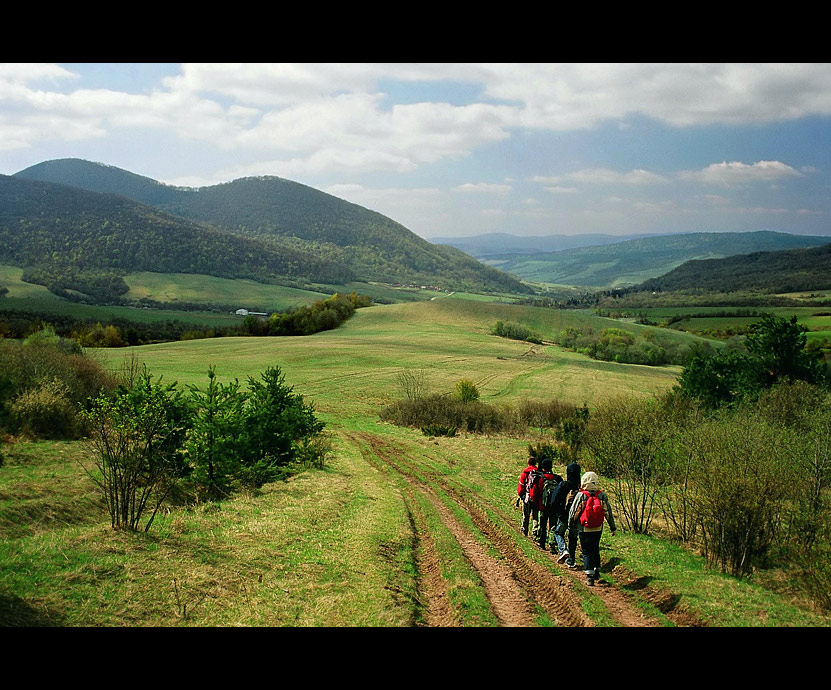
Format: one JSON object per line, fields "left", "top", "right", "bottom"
{"left": 550, "top": 462, "right": 581, "bottom": 520}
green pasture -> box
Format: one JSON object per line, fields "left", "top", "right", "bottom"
{"left": 5, "top": 295, "right": 830, "bottom": 627}
{"left": 124, "top": 272, "right": 330, "bottom": 311}
{"left": 97, "top": 299, "right": 686, "bottom": 425}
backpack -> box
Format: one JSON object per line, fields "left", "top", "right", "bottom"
{"left": 525, "top": 469, "right": 544, "bottom": 504}
{"left": 542, "top": 474, "right": 563, "bottom": 510}
{"left": 579, "top": 490, "right": 605, "bottom": 528}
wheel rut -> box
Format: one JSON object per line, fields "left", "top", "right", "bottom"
{"left": 347, "top": 431, "right": 706, "bottom": 627}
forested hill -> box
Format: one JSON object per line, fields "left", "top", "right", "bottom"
{"left": 482, "top": 230, "right": 831, "bottom": 288}
{"left": 14, "top": 159, "right": 531, "bottom": 294}
{"left": 635, "top": 242, "right": 831, "bottom": 294}
{"left": 0, "top": 174, "right": 355, "bottom": 297}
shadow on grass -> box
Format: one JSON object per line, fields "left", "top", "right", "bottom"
{"left": 0, "top": 594, "right": 63, "bottom": 627}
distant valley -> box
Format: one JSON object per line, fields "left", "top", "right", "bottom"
{"left": 437, "top": 230, "right": 831, "bottom": 289}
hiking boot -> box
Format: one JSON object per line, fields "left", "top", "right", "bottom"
{"left": 557, "top": 551, "right": 568, "bottom": 564}
{"left": 567, "top": 563, "right": 579, "bottom": 570}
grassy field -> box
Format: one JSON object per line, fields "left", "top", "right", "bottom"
{"left": 2, "top": 297, "right": 828, "bottom": 627}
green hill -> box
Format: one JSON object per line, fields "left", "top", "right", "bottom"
{"left": 14, "top": 159, "right": 531, "bottom": 295}
{"left": 636, "top": 242, "right": 831, "bottom": 294}
{"left": 486, "top": 231, "right": 831, "bottom": 288}
{"left": 0, "top": 174, "right": 354, "bottom": 300}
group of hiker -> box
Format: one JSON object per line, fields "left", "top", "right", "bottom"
{"left": 516, "top": 455, "right": 616, "bottom": 587}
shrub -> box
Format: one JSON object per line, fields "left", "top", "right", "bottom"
{"left": 185, "top": 367, "right": 247, "bottom": 498}
{"left": 397, "top": 368, "right": 428, "bottom": 401}
{"left": 381, "top": 393, "right": 515, "bottom": 435}
{"left": 581, "top": 396, "right": 673, "bottom": 534}
{"left": 9, "top": 378, "right": 78, "bottom": 439}
{"left": 0, "top": 337, "right": 116, "bottom": 438}
{"left": 454, "top": 378, "right": 480, "bottom": 403}
{"left": 517, "top": 398, "right": 576, "bottom": 431}
{"left": 236, "top": 366, "right": 326, "bottom": 486}
{"left": 81, "top": 371, "right": 192, "bottom": 532}
{"left": 422, "top": 424, "right": 457, "bottom": 437}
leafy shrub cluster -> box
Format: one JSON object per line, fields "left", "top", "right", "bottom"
{"left": 82, "top": 364, "right": 328, "bottom": 531}
{"left": 0, "top": 292, "right": 371, "bottom": 349}
{"left": 382, "top": 375, "right": 581, "bottom": 437}
{"left": 679, "top": 313, "right": 829, "bottom": 408}
{"left": 556, "top": 325, "right": 692, "bottom": 366}
{"left": 491, "top": 320, "right": 543, "bottom": 344}
{"left": 0, "top": 326, "right": 117, "bottom": 438}
{"left": 239, "top": 292, "right": 372, "bottom": 336}
{"left": 580, "top": 382, "right": 831, "bottom": 604}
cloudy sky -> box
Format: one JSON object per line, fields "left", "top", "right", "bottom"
{"left": 3, "top": 62, "right": 831, "bottom": 240}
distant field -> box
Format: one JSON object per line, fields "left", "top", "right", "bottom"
{"left": 97, "top": 299, "right": 690, "bottom": 423}
{"left": 0, "top": 265, "right": 241, "bottom": 328}
{"left": 629, "top": 306, "right": 831, "bottom": 345}
{"left": 124, "top": 272, "right": 329, "bottom": 311}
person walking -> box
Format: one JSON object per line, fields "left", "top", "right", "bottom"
{"left": 567, "top": 471, "right": 616, "bottom": 586}
{"left": 537, "top": 459, "right": 562, "bottom": 550}
{"left": 517, "top": 456, "right": 542, "bottom": 537}
{"left": 552, "top": 461, "right": 581, "bottom": 566}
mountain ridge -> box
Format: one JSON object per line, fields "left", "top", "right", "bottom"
{"left": 13, "top": 159, "right": 531, "bottom": 295}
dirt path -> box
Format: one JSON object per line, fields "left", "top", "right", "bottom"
{"left": 348, "top": 431, "right": 705, "bottom": 628}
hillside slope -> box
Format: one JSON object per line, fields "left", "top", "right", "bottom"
{"left": 485, "top": 231, "right": 831, "bottom": 288}
{"left": 0, "top": 174, "right": 355, "bottom": 298}
{"left": 635, "top": 241, "right": 831, "bottom": 293}
{"left": 15, "top": 159, "right": 531, "bottom": 294}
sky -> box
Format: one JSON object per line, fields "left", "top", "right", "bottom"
{"left": 2, "top": 62, "right": 831, "bottom": 241}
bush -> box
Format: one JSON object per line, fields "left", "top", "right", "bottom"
{"left": 0, "top": 337, "right": 116, "bottom": 438}
{"left": 518, "top": 398, "right": 576, "bottom": 431}
{"left": 581, "top": 396, "right": 672, "bottom": 534}
{"left": 81, "top": 371, "right": 192, "bottom": 532}
{"left": 381, "top": 393, "right": 514, "bottom": 435}
{"left": 454, "top": 378, "right": 480, "bottom": 403}
{"left": 9, "top": 378, "right": 79, "bottom": 439}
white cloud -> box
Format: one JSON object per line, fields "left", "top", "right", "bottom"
{"left": 678, "top": 160, "right": 803, "bottom": 186}
{"left": 453, "top": 182, "right": 512, "bottom": 194}
{"left": 532, "top": 168, "right": 669, "bottom": 186}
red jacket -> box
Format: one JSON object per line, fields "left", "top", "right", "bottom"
{"left": 517, "top": 464, "right": 537, "bottom": 498}
{"left": 530, "top": 471, "right": 555, "bottom": 510}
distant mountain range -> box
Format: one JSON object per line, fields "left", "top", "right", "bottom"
{"left": 442, "top": 230, "right": 831, "bottom": 288}
{"left": 6, "top": 158, "right": 531, "bottom": 297}
{"left": 430, "top": 232, "right": 652, "bottom": 257}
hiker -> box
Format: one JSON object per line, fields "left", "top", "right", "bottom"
{"left": 516, "top": 456, "right": 542, "bottom": 537}
{"left": 551, "top": 461, "right": 581, "bottom": 566}
{"left": 537, "top": 459, "right": 563, "bottom": 550}
{"left": 567, "top": 471, "right": 616, "bottom": 587}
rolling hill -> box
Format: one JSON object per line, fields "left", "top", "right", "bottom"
{"left": 0, "top": 174, "right": 354, "bottom": 300}
{"left": 477, "top": 231, "right": 831, "bottom": 288}
{"left": 634, "top": 241, "right": 831, "bottom": 294}
{"left": 13, "top": 159, "right": 531, "bottom": 295}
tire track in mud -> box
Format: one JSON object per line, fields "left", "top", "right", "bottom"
{"left": 348, "top": 431, "right": 591, "bottom": 627}
{"left": 348, "top": 431, "right": 707, "bottom": 627}
{"left": 402, "top": 486, "right": 460, "bottom": 627}
{"left": 352, "top": 433, "right": 535, "bottom": 626}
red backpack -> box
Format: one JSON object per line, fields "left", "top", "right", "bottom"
{"left": 579, "top": 490, "right": 605, "bottom": 528}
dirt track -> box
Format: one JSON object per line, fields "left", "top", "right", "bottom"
{"left": 348, "top": 431, "right": 705, "bottom": 628}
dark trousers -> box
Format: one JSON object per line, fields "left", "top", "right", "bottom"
{"left": 579, "top": 530, "right": 603, "bottom": 577}
{"left": 538, "top": 509, "right": 555, "bottom": 549}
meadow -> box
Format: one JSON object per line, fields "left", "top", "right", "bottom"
{"left": 2, "top": 298, "right": 828, "bottom": 626}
